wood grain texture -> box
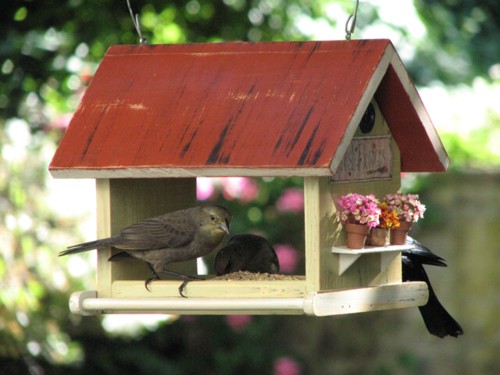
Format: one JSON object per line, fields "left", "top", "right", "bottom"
{"left": 49, "top": 39, "right": 448, "bottom": 178}
{"left": 70, "top": 281, "right": 428, "bottom": 316}
{"left": 111, "top": 279, "right": 307, "bottom": 299}
{"left": 304, "top": 102, "right": 403, "bottom": 291}
{"left": 308, "top": 281, "right": 428, "bottom": 316}
{"left": 375, "top": 55, "right": 449, "bottom": 172}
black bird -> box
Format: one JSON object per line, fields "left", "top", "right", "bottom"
{"left": 402, "top": 236, "right": 464, "bottom": 338}
{"left": 214, "top": 234, "right": 280, "bottom": 275}
{"left": 60, "top": 206, "right": 231, "bottom": 296}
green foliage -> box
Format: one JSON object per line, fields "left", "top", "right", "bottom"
{"left": 0, "top": 121, "right": 93, "bottom": 366}
{"left": 441, "top": 118, "right": 500, "bottom": 169}
{"left": 413, "top": 0, "right": 500, "bottom": 85}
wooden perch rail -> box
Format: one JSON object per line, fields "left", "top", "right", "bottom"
{"left": 70, "top": 282, "right": 428, "bottom": 316}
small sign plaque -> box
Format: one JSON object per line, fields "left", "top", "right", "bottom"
{"left": 332, "top": 136, "right": 392, "bottom": 182}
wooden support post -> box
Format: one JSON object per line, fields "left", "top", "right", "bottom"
{"left": 304, "top": 101, "right": 404, "bottom": 292}
{"left": 304, "top": 176, "right": 337, "bottom": 293}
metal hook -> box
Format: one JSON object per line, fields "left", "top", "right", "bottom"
{"left": 345, "top": 0, "right": 359, "bottom": 40}
{"left": 127, "top": 0, "right": 147, "bottom": 45}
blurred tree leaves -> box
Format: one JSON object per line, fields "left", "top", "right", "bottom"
{"left": 413, "top": 0, "right": 500, "bottom": 85}
{"left": 0, "top": 119, "right": 92, "bottom": 368}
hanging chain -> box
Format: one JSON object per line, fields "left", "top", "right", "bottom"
{"left": 127, "top": 0, "right": 147, "bottom": 45}
{"left": 345, "top": 0, "right": 360, "bottom": 40}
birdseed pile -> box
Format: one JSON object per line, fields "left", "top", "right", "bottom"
{"left": 213, "top": 271, "right": 304, "bottom": 281}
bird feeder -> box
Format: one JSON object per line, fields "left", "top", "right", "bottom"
{"left": 49, "top": 39, "right": 448, "bottom": 316}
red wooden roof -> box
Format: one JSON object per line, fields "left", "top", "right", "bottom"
{"left": 49, "top": 39, "right": 448, "bottom": 178}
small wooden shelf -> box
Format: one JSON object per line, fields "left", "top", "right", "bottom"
{"left": 332, "top": 245, "right": 414, "bottom": 275}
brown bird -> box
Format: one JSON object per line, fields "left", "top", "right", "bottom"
{"left": 214, "top": 234, "right": 280, "bottom": 275}
{"left": 60, "top": 206, "right": 231, "bottom": 296}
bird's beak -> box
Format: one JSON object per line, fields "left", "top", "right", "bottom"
{"left": 218, "top": 222, "right": 230, "bottom": 235}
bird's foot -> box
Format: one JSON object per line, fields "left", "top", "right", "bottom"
{"left": 145, "top": 264, "right": 163, "bottom": 292}
{"left": 145, "top": 275, "right": 161, "bottom": 292}
{"left": 178, "top": 276, "right": 205, "bottom": 298}
{"left": 145, "top": 267, "right": 204, "bottom": 297}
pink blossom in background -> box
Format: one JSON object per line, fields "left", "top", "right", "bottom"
{"left": 225, "top": 315, "right": 253, "bottom": 332}
{"left": 276, "top": 188, "right": 304, "bottom": 213}
{"left": 180, "top": 315, "right": 199, "bottom": 323}
{"left": 197, "top": 177, "right": 259, "bottom": 202}
{"left": 79, "top": 65, "right": 93, "bottom": 84}
{"left": 273, "top": 356, "right": 301, "bottom": 375}
{"left": 275, "top": 244, "right": 299, "bottom": 273}
{"left": 196, "top": 177, "right": 215, "bottom": 201}
{"left": 46, "top": 113, "right": 73, "bottom": 131}
{"left": 221, "top": 177, "right": 259, "bottom": 202}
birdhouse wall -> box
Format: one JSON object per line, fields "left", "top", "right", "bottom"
{"left": 304, "top": 100, "right": 402, "bottom": 292}
{"left": 96, "top": 178, "right": 197, "bottom": 297}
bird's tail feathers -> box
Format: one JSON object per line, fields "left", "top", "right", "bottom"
{"left": 419, "top": 293, "right": 464, "bottom": 338}
{"left": 418, "top": 267, "right": 463, "bottom": 337}
{"left": 59, "top": 237, "right": 118, "bottom": 256}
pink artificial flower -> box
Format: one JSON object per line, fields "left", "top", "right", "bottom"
{"left": 382, "top": 192, "right": 426, "bottom": 223}
{"left": 336, "top": 193, "right": 381, "bottom": 228}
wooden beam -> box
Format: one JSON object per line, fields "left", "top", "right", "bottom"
{"left": 111, "top": 279, "right": 307, "bottom": 299}
{"left": 69, "top": 281, "right": 428, "bottom": 316}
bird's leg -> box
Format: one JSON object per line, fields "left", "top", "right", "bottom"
{"left": 177, "top": 276, "right": 205, "bottom": 298}
{"left": 145, "top": 263, "right": 162, "bottom": 292}
{"left": 157, "top": 271, "right": 204, "bottom": 298}
{"left": 178, "top": 280, "right": 190, "bottom": 298}
{"left": 144, "top": 264, "right": 204, "bottom": 297}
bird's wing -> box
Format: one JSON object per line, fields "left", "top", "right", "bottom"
{"left": 116, "top": 213, "right": 196, "bottom": 251}
{"left": 405, "top": 236, "right": 447, "bottom": 267}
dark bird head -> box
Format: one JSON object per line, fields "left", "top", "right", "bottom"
{"left": 214, "top": 233, "right": 280, "bottom": 275}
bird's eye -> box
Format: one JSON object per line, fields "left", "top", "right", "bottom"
{"left": 210, "top": 215, "right": 216, "bottom": 221}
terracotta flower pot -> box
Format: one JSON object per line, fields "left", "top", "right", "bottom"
{"left": 390, "top": 221, "right": 412, "bottom": 245}
{"left": 366, "top": 227, "right": 388, "bottom": 247}
{"left": 345, "top": 222, "right": 370, "bottom": 249}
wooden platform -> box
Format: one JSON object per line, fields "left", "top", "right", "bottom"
{"left": 70, "top": 281, "right": 428, "bottom": 315}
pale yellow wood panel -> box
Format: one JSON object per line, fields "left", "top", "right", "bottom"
{"left": 308, "top": 281, "right": 428, "bottom": 316}
{"left": 96, "top": 178, "right": 196, "bottom": 298}
{"left": 111, "top": 279, "right": 307, "bottom": 299}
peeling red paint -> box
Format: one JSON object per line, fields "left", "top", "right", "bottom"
{"left": 49, "top": 40, "right": 448, "bottom": 177}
